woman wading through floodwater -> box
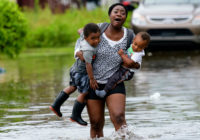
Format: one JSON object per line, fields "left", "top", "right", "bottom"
{"left": 75, "top": 3, "right": 135, "bottom": 138}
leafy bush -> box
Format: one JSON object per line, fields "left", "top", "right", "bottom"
{"left": 26, "top": 21, "right": 74, "bottom": 48}
{"left": 0, "top": 0, "right": 27, "bottom": 57}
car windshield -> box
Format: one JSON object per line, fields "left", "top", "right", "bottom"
{"left": 143, "top": 0, "right": 200, "bottom": 5}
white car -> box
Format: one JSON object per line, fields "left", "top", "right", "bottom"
{"left": 131, "top": 0, "right": 200, "bottom": 46}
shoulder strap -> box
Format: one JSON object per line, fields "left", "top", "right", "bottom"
{"left": 126, "top": 28, "right": 134, "bottom": 49}
{"left": 100, "top": 22, "right": 109, "bottom": 34}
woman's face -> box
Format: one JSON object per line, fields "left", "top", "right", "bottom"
{"left": 109, "top": 5, "right": 127, "bottom": 28}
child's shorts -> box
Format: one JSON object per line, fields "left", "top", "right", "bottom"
{"left": 69, "top": 69, "right": 89, "bottom": 94}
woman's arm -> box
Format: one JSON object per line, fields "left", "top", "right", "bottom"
{"left": 78, "top": 28, "right": 83, "bottom": 35}
{"left": 76, "top": 51, "right": 85, "bottom": 62}
{"left": 74, "top": 28, "right": 84, "bottom": 60}
{"left": 118, "top": 49, "right": 140, "bottom": 69}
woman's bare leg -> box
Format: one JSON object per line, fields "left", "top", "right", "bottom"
{"left": 106, "top": 94, "right": 126, "bottom": 130}
{"left": 87, "top": 99, "right": 105, "bottom": 138}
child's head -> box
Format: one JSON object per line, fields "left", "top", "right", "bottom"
{"left": 83, "top": 23, "right": 101, "bottom": 47}
{"left": 132, "top": 32, "right": 150, "bottom": 52}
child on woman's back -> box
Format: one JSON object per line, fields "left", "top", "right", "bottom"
{"left": 50, "top": 23, "right": 100, "bottom": 126}
{"left": 95, "top": 32, "right": 150, "bottom": 98}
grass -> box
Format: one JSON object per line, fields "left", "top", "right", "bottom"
{"left": 23, "top": 7, "right": 132, "bottom": 48}
{"left": 0, "top": 45, "right": 74, "bottom": 60}
{"left": 23, "top": 8, "right": 110, "bottom": 48}
{"left": 20, "top": 45, "right": 74, "bottom": 57}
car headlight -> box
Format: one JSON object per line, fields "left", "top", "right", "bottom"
{"left": 131, "top": 12, "right": 146, "bottom": 26}
{"left": 192, "top": 15, "right": 200, "bottom": 25}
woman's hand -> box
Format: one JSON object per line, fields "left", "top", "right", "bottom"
{"left": 118, "top": 49, "right": 124, "bottom": 56}
{"left": 78, "top": 28, "right": 83, "bottom": 35}
{"left": 76, "top": 51, "right": 85, "bottom": 62}
{"left": 90, "top": 79, "right": 99, "bottom": 90}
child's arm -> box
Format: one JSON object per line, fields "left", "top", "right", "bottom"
{"left": 118, "top": 49, "right": 140, "bottom": 69}
{"left": 86, "top": 63, "right": 98, "bottom": 90}
{"left": 83, "top": 50, "right": 98, "bottom": 90}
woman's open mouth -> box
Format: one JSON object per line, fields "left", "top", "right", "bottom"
{"left": 115, "top": 18, "right": 122, "bottom": 22}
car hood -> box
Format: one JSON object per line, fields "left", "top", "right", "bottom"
{"left": 137, "top": 4, "right": 199, "bottom": 15}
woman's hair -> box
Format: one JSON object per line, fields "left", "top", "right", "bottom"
{"left": 83, "top": 23, "right": 100, "bottom": 38}
{"left": 108, "top": 3, "right": 128, "bottom": 17}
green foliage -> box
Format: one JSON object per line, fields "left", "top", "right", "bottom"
{"left": 24, "top": 8, "right": 109, "bottom": 48}
{"left": 124, "top": 11, "right": 132, "bottom": 29}
{"left": 0, "top": 0, "right": 27, "bottom": 57}
{"left": 26, "top": 23, "right": 73, "bottom": 48}
{"left": 24, "top": 7, "right": 132, "bottom": 48}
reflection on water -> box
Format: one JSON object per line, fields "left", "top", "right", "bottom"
{"left": 0, "top": 51, "right": 200, "bottom": 139}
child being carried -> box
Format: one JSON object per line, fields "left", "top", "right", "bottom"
{"left": 95, "top": 32, "right": 150, "bottom": 98}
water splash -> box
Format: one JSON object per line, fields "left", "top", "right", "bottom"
{"left": 149, "top": 92, "right": 161, "bottom": 100}
{"left": 87, "top": 125, "right": 144, "bottom": 140}
{"left": 110, "top": 125, "right": 144, "bottom": 140}
{"left": 90, "top": 137, "right": 105, "bottom": 140}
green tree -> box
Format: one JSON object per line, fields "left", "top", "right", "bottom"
{"left": 0, "top": 0, "right": 27, "bottom": 58}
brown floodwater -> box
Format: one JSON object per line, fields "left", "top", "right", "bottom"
{"left": 0, "top": 50, "right": 200, "bottom": 140}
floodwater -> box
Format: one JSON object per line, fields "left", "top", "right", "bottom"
{"left": 0, "top": 50, "right": 200, "bottom": 140}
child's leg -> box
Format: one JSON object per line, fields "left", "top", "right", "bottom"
{"left": 63, "top": 86, "right": 77, "bottom": 95}
{"left": 96, "top": 67, "right": 127, "bottom": 98}
{"left": 123, "top": 71, "right": 134, "bottom": 81}
{"left": 105, "top": 67, "right": 130, "bottom": 91}
{"left": 95, "top": 71, "right": 122, "bottom": 98}
{"left": 70, "top": 74, "right": 89, "bottom": 126}
{"left": 70, "top": 93, "right": 88, "bottom": 126}
{"left": 50, "top": 86, "right": 77, "bottom": 117}
{"left": 76, "top": 92, "right": 88, "bottom": 103}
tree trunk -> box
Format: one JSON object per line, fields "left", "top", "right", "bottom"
{"left": 39, "top": 0, "right": 48, "bottom": 9}
{"left": 48, "top": 0, "right": 70, "bottom": 14}
{"left": 17, "top": 0, "right": 35, "bottom": 8}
